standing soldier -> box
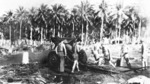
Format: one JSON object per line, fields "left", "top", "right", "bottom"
{"left": 141, "top": 40, "right": 149, "bottom": 70}
{"left": 71, "top": 41, "right": 80, "bottom": 73}
{"left": 120, "top": 43, "right": 131, "bottom": 67}
{"left": 55, "top": 41, "right": 67, "bottom": 73}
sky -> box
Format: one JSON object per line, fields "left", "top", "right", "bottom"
{"left": 0, "top": 0, "right": 143, "bottom": 16}
{"left": 0, "top": 0, "right": 149, "bottom": 20}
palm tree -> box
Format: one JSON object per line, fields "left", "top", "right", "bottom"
{"left": 35, "top": 4, "right": 50, "bottom": 43}
{"left": 120, "top": 6, "right": 141, "bottom": 43}
{"left": 99, "top": 0, "right": 108, "bottom": 41}
{"left": 108, "top": 3, "right": 128, "bottom": 43}
{"left": 76, "top": 1, "right": 94, "bottom": 44}
{"left": 89, "top": 10, "right": 101, "bottom": 40}
{"left": 3, "top": 10, "right": 14, "bottom": 45}
{"left": 66, "top": 8, "right": 80, "bottom": 37}
{"left": 127, "top": 6, "right": 140, "bottom": 40}
{"left": 59, "top": 10, "right": 68, "bottom": 37}
{"left": 15, "top": 6, "right": 28, "bottom": 40}
{"left": 28, "top": 7, "right": 37, "bottom": 44}
{"left": 51, "top": 4, "right": 66, "bottom": 37}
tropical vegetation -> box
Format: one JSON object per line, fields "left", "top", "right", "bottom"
{"left": 0, "top": 0, "right": 147, "bottom": 45}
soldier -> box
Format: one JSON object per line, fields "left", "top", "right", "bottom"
{"left": 101, "top": 44, "right": 116, "bottom": 67}
{"left": 71, "top": 41, "right": 80, "bottom": 73}
{"left": 120, "top": 43, "right": 131, "bottom": 67}
{"left": 141, "top": 40, "right": 148, "bottom": 70}
{"left": 55, "top": 40, "right": 67, "bottom": 73}
{"left": 91, "top": 45, "right": 104, "bottom": 66}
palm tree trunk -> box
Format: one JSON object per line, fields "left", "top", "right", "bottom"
{"left": 60, "top": 26, "right": 62, "bottom": 38}
{"left": 25, "top": 27, "right": 28, "bottom": 38}
{"left": 127, "top": 30, "right": 129, "bottom": 43}
{"left": 45, "top": 24, "right": 48, "bottom": 40}
{"left": 119, "top": 25, "right": 121, "bottom": 39}
{"left": 30, "top": 26, "right": 33, "bottom": 45}
{"left": 138, "top": 19, "right": 141, "bottom": 39}
{"left": 9, "top": 25, "right": 11, "bottom": 46}
{"left": 45, "top": 28, "right": 47, "bottom": 40}
{"left": 60, "top": 25, "right": 62, "bottom": 37}
{"left": 100, "top": 16, "right": 104, "bottom": 42}
{"left": 81, "top": 23, "right": 84, "bottom": 43}
{"left": 85, "top": 21, "right": 88, "bottom": 45}
{"left": 133, "top": 21, "right": 135, "bottom": 37}
{"left": 72, "top": 22, "right": 75, "bottom": 37}
{"left": 115, "top": 24, "right": 118, "bottom": 43}
{"left": 43, "top": 29, "right": 45, "bottom": 40}
{"left": 53, "top": 25, "right": 55, "bottom": 37}
{"left": 58, "top": 25, "right": 60, "bottom": 37}
{"left": 41, "top": 27, "right": 43, "bottom": 44}
{"left": 19, "top": 21, "right": 22, "bottom": 39}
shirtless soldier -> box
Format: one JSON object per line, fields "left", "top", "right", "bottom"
{"left": 71, "top": 41, "right": 80, "bottom": 73}
{"left": 55, "top": 41, "right": 67, "bottom": 73}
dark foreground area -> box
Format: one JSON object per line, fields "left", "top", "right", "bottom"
{"left": 0, "top": 63, "right": 150, "bottom": 84}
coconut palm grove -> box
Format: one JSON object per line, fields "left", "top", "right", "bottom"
{"left": 0, "top": 0, "right": 150, "bottom": 84}
{"left": 0, "top": 0, "right": 148, "bottom": 44}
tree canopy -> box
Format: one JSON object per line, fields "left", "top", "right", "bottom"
{"left": 0, "top": 0, "right": 147, "bottom": 45}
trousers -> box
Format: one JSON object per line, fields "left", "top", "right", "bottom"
{"left": 58, "top": 51, "right": 65, "bottom": 72}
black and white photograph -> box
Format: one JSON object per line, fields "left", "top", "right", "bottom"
{"left": 0, "top": 0, "right": 150, "bottom": 84}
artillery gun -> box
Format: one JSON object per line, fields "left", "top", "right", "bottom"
{"left": 46, "top": 37, "right": 88, "bottom": 69}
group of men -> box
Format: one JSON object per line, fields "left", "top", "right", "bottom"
{"left": 91, "top": 43, "right": 116, "bottom": 67}
{"left": 92, "top": 41, "right": 149, "bottom": 70}
{"left": 120, "top": 40, "right": 149, "bottom": 70}
{"left": 54, "top": 39, "right": 116, "bottom": 73}
{"left": 53, "top": 38, "right": 149, "bottom": 73}
{"left": 55, "top": 40, "right": 81, "bottom": 73}
{"left": 21, "top": 38, "right": 149, "bottom": 74}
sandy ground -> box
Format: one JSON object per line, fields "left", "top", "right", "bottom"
{"left": 0, "top": 44, "right": 150, "bottom": 84}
